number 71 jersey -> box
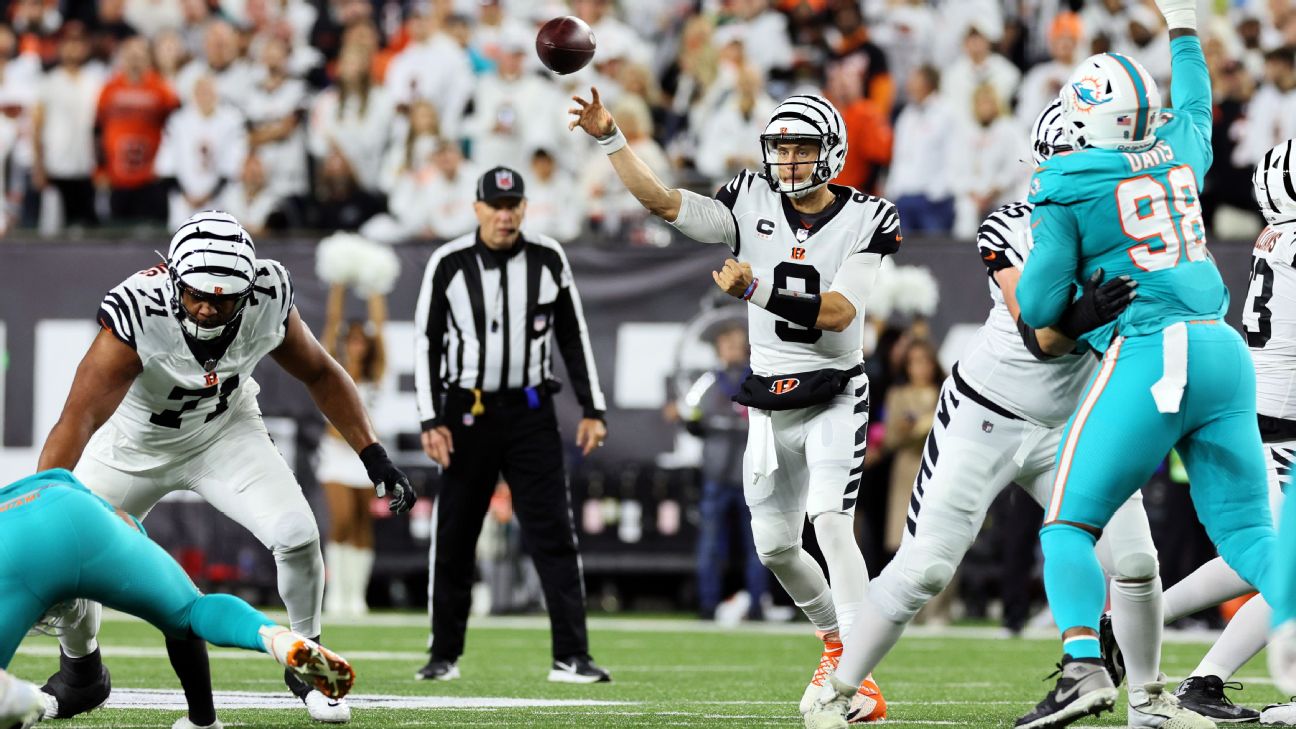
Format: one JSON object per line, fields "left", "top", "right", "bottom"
{"left": 718, "top": 171, "right": 901, "bottom": 375}
{"left": 1245, "top": 223, "right": 1296, "bottom": 421}
{"left": 90, "top": 260, "right": 295, "bottom": 470}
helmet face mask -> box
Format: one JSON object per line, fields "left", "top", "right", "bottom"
{"left": 166, "top": 210, "right": 258, "bottom": 345}
{"left": 1031, "top": 98, "right": 1073, "bottom": 165}
{"left": 1059, "top": 52, "right": 1162, "bottom": 152}
{"left": 172, "top": 276, "right": 253, "bottom": 340}
{"left": 760, "top": 95, "right": 847, "bottom": 200}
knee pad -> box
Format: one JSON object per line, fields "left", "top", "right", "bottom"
{"left": 749, "top": 514, "right": 800, "bottom": 566}
{"left": 270, "top": 510, "right": 321, "bottom": 554}
{"left": 869, "top": 549, "right": 956, "bottom": 623}
{"left": 1113, "top": 551, "right": 1159, "bottom": 582}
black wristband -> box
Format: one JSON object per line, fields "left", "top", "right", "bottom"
{"left": 358, "top": 442, "right": 391, "bottom": 477}
{"left": 1016, "top": 316, "right": 1059, "bottom": 362}
{"left": 764, "top": 290, "right": 822, "bottom": 329}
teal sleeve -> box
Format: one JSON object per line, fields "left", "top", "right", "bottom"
{"left": 1169, "top": 35, "right": 1212, "bottom": 161}
{"left": 1019, "top": 203, "right": 1081, "bottom": 329}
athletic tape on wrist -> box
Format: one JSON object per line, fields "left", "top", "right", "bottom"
{"left": 597, "top": 126, "right": 628, "bottom": 155}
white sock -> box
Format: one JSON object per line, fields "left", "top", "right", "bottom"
{"left": 1110, "top": 576, "right": 1163, "bottom": 687}
{"left": 275, "top": 541, "right": 326, "bottom": 636}
{"left": 258, "top": 625, "right": 291, "bottom": 657}
{"left": 1163, "top": 557, "right": 1252, "bottom": 622}
{"left": 1192, "top": 594, "right": 1271, "bottom": 680}
{"left": 796, "top": 588, "right": 840, "bottom": 634}
{"left": 351, "top": 547, "right": 374, "bottom": 612}
{"left": 57, "top": 601, "right": 101, "bottom": 658}
{"left": 324, "top": 542, "right": 345, "bottom": 614}
{"left": 832, "top": 593, "right": 907, "bottom": 688}
{"left": 812, "top": 512, "right": 868, "bottom": 638}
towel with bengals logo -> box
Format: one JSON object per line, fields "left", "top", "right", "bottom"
{"left": 733, "top": 364, "right": 864, "bottom": 411}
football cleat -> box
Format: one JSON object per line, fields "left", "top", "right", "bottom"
{"left": 801, "top": 631, "right": 845, "bottom": 714}
{"left": 548, "top": 655, "right": 611, "bottom": 684}
{"left": 1015, "top": 655, "right": 1118, "bottom": 729}
{"left": 1128, "top": 680, "right": 1215, "bottom": 728}
{"left": 39, "top": 648, "right": 111, "bottom": 719}
{"left": 1260, "top": 700, "right": 1296, "bottom": 724}
{"left": 1098, "top": 612, "right": 1125, "bottom": 687}
{"left": 261, "top": 627, "right": 354, "bottom": 700}
{"left": 303, "top": 691, "right": 351, "bottom": 724}
{"left": 1172, "top": 675, "right": 1259, "bottom": 723}
{"left": 846, "top": 675, "right": 887, "bottom": 723}
{"left": 171, "top": 717, "right": 224, "bottom": 729}
{"left": 803, "top": 674, "right": 855, "bottom": 729}
{"left": 414, "top": 657, "right": 460, "bottom": 681}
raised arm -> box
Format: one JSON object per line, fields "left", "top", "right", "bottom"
{"left": 38, "top": 329, "right": 142, "bottom": 471}
{"left": 1162, "top": 0, "right": 1211, "bottom": 151}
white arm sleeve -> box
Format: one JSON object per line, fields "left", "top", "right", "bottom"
{"left": 829, "top": 252, "right": 883, "bottom": 319}
{"left": 670, "top": 188, "right": 739, "bottom": 251}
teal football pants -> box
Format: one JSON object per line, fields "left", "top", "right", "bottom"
{"left": 1040, "top": 322, "right": 1273, "bottom": 639}
{"left": 0, "top": 481, "right": 273, "bottom": 668}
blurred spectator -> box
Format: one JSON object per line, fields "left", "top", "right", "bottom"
{"left": 445, "top": 12, "right": 494, "bottom": 75}
{"left": 33, "top": 22, "right": 105, "bottom": 232}
{"left": 950, "top": 84, "right": 1024, "bottom": 239}
{"left": 379, "top": 99, "right": 440, "bottom": 194}
{"left": 309, "top": 46, "right": 395, "bottom": 193}
{"left": 929, "top": 0, "right": 1003, "bottom": 69}
{"left": 0, "top": 24, "right": 41, "bottom": 222}
{"left": 887, "top": 66, "right": 955, "bottom": 234}
{"left": 152, "top": 28, "right": 190, "bottom": 84}
{"left": 825, "top": 1, "right": 893, "bottom": 114}
{"left": 175, "top": 20, "right": 256, "bottom": 108}
{"left": 96, "top": 36, "right": 180, "bottom": 224}
{"left": 1015, "top": 12, "right": 1080, "bottom": 128}
{"left": 245, "top": 33, "right": 310, "bottom": 200}
{"left": 660, "top": 15, "right": 718, "bottom": 144}
{"left": 383, "top": 6, "right": 473, "bottom": 139}
{"left": 217, "top": 154, "right": 286, "bottom": 236}
{"left": 1081, "top": 0, "right": 1133, "bottom": 53}
{"left": 868, "top": 0, "right": 935, "bottom": 106}
{"left": 695, "top": 64, "right": 775, "bottom": 187}
{"left": 618, "top": 64, "right": 671, "bottom": 144}
{"left": 881, "top": 339, "right": 943, "bottom": 554}
{"left": 10, "top": 0, "right": 61, "bottom": 64}
{"left": 463, "top": 29, "right": 563, "bottom": 170}
{"left": 92, "top": 0, "right": 139, "bottom": 43}
{"left": 154, "top": 74, "right": 248, "bottom": 230}
{"left": 421, "top": 139, "right": 477, "bottom": 239}
{"left": 522, "top": 147, "right": 582, "bottom": 243}
{"left": 681, "top": 323, "right": 768, "bottom": 622}
{"left": 124, "top": 0, "right": 184, "bottom": 38}
{"left": 941, "top": 20, "right": 1020, "bottom": 124}
{"left": 1207, "top": 57, "right": 1264, "bottom": 235}
{"left": 1238, "top": 47, "right": 1296, "bottom": 166}
{"left": 571, "top": 0, "right": 651, "bottom": 67}
{"left": 1121, "top": 5, "right": 1170, "bottom": 83}
{"left": 726, "top": 0, "right": 795, "bottom": 80}
{"left": 309, "top": 0, "right": 375, "bottom": 65}
{"left": 471, "top": 0, "right": 530, "bottom": 65}
{"left": 580, "top": 95, "right": 672, "bottom": 235}
{"left": 310, "top": 146, "right": 384, "bottom": 231}
{"left": 825, "top": 59, "right": 892, "bottom": 195}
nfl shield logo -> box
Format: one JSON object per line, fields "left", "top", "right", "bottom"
{"left": 796, "top": 228, "right": 809, "bottom": 242}
{"left": 982, "top": 420, "right": 994, "bottom": 433}
{"left": 495, "top": 170, "right": 515, "bottom": 190}
{"left": 533, "top": 313, "right": 548, "bottom": 332}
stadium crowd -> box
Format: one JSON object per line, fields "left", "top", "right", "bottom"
{"left": 0, "top": 0, "right": 1289, "bottom": 242}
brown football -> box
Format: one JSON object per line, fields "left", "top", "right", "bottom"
{"left": 536, "top": 16, "right": 596, "bottom": 75}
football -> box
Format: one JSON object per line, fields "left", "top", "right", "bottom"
{"left": 535, "top": 16, "right": 596, "bottom": 75}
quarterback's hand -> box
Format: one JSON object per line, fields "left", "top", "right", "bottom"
{"left": 568, "top": 87, "right": 616, "bottom": 138}
{"left": 576, "top": 418, "right": 607, "bottom": 456}
{"left": 421, "top": 426, "right": 454, "bottom": 468}
{"left": 1055, "top": 268, "right": 1138, "bottom": 340}
{"left": 712, "top": 259, "right": 755, "bottom": 299}
{"left": 359, "top": 443, "right": 418, "bottom": 514}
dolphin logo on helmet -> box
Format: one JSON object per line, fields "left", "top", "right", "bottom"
{"left": 1059, "top": 52, "right": 1163, "bottom": 152}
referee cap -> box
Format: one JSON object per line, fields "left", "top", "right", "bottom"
{"left": 477, "top": 166, "right": 527, "bottom": 204}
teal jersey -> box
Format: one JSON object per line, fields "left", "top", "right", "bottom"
{"left": 1018, "top": 35, "right": 1224, "bottom": 352}
{"left": 0, "top": 469, "right": 99, "bottom": 503}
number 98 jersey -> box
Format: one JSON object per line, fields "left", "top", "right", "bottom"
{"left": 1244, "top": 223, "right": 1296, "bottom": 421}
{"left": 90, "top": 259, "right": 295, "bottom": 470}
{"left": 718, "top": 171, "right": 901, "bottom": 375}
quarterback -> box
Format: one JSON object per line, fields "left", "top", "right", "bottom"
{"left": 571, "top": 88, "right": 893, "bottom": 720}
{"left": 35, "top": 211, "right": 414, "bottom": 727}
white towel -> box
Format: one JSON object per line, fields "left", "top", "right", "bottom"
{"left": 1151, "top": 321, "right": 1188, "bottom": 414}
{"left": 747, "top": 409, "right": 780, "bottom": 503}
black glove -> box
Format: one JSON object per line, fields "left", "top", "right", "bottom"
{"left": 1055, "top": 268, "right": 1138, "bottom": 340}
{"left": 359, "top": 443, "right": 417, "bottom": 514}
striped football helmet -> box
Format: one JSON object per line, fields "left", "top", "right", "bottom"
{"left": 166, "top": 210, "right": 258, "bottom": 342}
{"left": 1059, "top": 52, "right": 1162, "bottom": 152}
{"left": 1030, "top": 98, "right": 1072, "bottom": 166}
{"left": 1255, "top": 140, "right": 1296, "bottom": 226}
{"left": 760, "top": 94, "right": 847, "bottom": 199}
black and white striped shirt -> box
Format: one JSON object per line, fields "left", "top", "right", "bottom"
{"left": 414, "top": 231, "right": 606, "bottom": 429}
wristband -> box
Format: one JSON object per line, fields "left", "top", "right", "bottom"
{"left": 1161, "top": 8, "right": 1195, "bottom": 29}
{"left": 748, "top": 278, "right": 772, "bottom": 308}
{"left": 597, "top": 125, "right": 628, "bottom": 155}
{"left": 741, "top": 278, "right": 758, "bottom": 300}
{"left": 358, "top": 442, "right": 391, "bottom": 478}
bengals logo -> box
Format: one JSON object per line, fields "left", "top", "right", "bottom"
{"left": 769, "top": 378, "right": 800, "bottom": 395}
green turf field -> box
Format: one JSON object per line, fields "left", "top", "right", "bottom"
{"left": 7, "top": 612, "right": 1288, "bottom": 727}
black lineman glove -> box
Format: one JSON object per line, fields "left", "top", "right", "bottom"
{"left": 359, "top": 443, "right": 417, "bottom": 514}
{"left": 1055, "top": 268, "right": 1138, "bottom": 340}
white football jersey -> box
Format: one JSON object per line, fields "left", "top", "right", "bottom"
{"left": 718, "top": 170, "right": 900, "bottom": 375}
{"left": 954, "top": 202, "right": 1097, "bottom": 428}
{"left": 91, "top": 259, "right": 295, "bottom": 469}
{"left": 1244, "top": 223, "right": 1296, "bottom": 420}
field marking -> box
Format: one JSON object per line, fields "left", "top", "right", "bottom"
{"left": 107, "top": 688, "right": 631, "bottom": 710}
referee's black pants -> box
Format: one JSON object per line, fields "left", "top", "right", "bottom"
{"left": 430, "top": 393, "right": 589, "bottom": 662}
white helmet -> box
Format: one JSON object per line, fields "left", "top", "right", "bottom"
{"left": 1059, "top": 52, "right": 1162, "bottom": 152}
{"left": 1030, "top": 97, "right": 1072, "bottom": 166}
{"left": 1254, "top": 140, "right": 1296, "bottom": 226}
{"left": 166, "top": 210, "right": 257, "bottom": 343}
{"left": 760, "top": 94, "right": 847, "bottom": 199}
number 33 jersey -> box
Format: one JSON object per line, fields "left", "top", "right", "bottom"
{"left": 1245, "top": 223, "right": 1296, "bottom": 421}
{"left": 90, "top": 259, "right": 295, "bottom": 469}
{"left": 717, "top": 171, "right": 901, "bottom": 375}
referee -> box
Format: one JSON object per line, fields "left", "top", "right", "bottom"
{"left": 413, "top": 165, "right": 611, "bottom": 684}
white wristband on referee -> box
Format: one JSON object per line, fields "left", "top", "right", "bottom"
{"left": 597, "top": 126, "right": 628, "bottom": 155}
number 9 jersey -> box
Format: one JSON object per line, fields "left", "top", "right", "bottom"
{"left": 90, "top": 259, "right": 295, "bottom": 470}
{"left": 1245, "top": 223, "right": 1296, "bottom": 422}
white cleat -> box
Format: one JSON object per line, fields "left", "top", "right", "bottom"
{"left": 803, "top": 675, "right": 854, "bottom": 729}
{"left": 1262, "top": 702, "right": 1296, "bottom": 725}
{"left": 303, "top": 691, "right": 351, "bottom": 724}
{"left": 1272, "top": 621, "right": 1296, "bottom": 697}
{"left": 171, "top": 717, "right": 224, "bottom": 729}
{"left": 1128, "top": 681, "right": 1216, "bottom": 728}
{"left": 260, "top": 626, "right": 355, "bottom": 701}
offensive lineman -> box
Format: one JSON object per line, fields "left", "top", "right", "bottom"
{"left": 805, "top": 101, "right": 1198, "bottom": 729}
{"left": 570, "top": 88, "right": 892, "bottom": 719}
{"left": 36, "top": 210, "right": 415, "bottom": 727}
